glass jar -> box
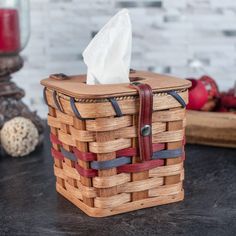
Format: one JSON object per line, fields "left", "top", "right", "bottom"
{"left": 0, "top": 0, "right": 30, "bottom": 55}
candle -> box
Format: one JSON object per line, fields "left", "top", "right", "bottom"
{"left": 0, "top": 8, "right": 20, "bottom": 54}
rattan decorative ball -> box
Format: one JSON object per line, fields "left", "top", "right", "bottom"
{"left": 0, "top": 117, "right": 39, "bottom": 157}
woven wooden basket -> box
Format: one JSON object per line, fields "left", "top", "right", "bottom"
{"left": 41, "top": 70, "right": 191, "bottom": 217}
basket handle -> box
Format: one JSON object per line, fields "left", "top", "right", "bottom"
{"left": 129, "top": 82, "right": 153, "bottom": 162}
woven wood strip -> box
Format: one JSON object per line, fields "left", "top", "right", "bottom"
{"left": 70, "top": 127, "right": 95, "bottom": 142}
{"left": 95, "top": 130, "right": 118, "bottom": 198}
{"left": 73, "top": 117, "right": 94, "bottom": 207}
{"left": 117, "top": 177, "right": 164, "bottom": 193}
{"left": 56, "top": 183, "right": 184, "bottom": 217}
{"left": 56, "top": 145, "right": 183, "bottom": 170}
{"left": 44, "top": 83, "right": 187, "bottom": 217}
{"left": 61, "top": 162, "right": 80, "bottom": 181}
{"left": 48, "top": 115, "right": 61, "bottom": 129}
{"left": 165, "top": 113, "right": 184, "bottom": 186}
{"left": 89, "top": 138, "right": 132, "bottom": 154}
{"left": 44, "top": 89, "right": 188, "bottom": 119}
{"left": 149, "top": 182, "right": 182, "bottom": 197}
{"left": 149, "top": 162, "right": 183, "bottom": 177}
{"left": 48, "top": 106, "right": 65, "bottom": 189}
{"left": 75, "top": 163, "right": 97, "bottom": 177}
{"left": 50, "top": 133, "right": 169, "bottom": 160}
{"left": 86, "top": 109, "right": 185, "bottom": 132}
{"left": 56, "top": 110, "right": 74, "bottom": 125}
{"left": 153, "top": 130, "right": 184, "bottom": 143}
{"left": 64, "top": 181, "right": 83, "bottom": 200}
{"left": 93, "top": 173, "right": 131, "bottom": 188}
{"left": 152, "top": 109, "right": 185, "bottom": 122}
{"left": 61, "top": 122, "right": 77, "bottom": 190}
{"left": 69, "top": 122, "right": 166, "bottom": 142}
{"left": 54, "top": 164, "right": 65, "bottom": 179}
{"left": 86, "top": 116, "right": 132, "bottom": 132}
{"left": 73, "top": 148, "right": 96, "bottom": 161}
{"left": 76, "top": 181, "right": 97, "bottom": 198}
{"left": 94, "top": 193, "right": 131, "bottom": 209}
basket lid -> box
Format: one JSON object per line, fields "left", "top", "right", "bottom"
{"left": 40, "top": 70, "right": 191, "bottom": 99}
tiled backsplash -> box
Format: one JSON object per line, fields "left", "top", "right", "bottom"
{"left": 13, "top": 0, "right": 236, "bottom": 117}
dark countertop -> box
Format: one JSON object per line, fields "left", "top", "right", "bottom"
{"left": 0, "top": 127, "right": 236, "bottom": 236}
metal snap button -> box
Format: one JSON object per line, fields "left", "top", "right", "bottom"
{"left": 141, "top": 125, "right": 151, "bottom": 136}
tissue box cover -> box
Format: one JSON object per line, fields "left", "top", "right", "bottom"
{"left": 41, "top": 70, "right": 191, "bottom": 217}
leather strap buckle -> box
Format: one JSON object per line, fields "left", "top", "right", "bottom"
{"left": 129, "top": 82, "right": 153, "bottom": 162}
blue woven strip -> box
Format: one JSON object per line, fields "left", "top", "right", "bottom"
{"left": 43, "top": 87, "right": 49, "bottom": 106}
{"left": 108, "top": 98, "right": 123, "bottom": 117}
{"left": 53, "top": 91, "right": 64, "bottom": 112}
{"left": 60, "top": 147, "right": 183, "bottom": 170}
{"left": 152, "top": 148, "right": 183, "bottom": 160}
{"left": 167, "top": 91, "right": 186, "bottom": 108}
{"left": 91, "top": 156, "right": 131, "bottom": 170}
{"left": 61, "top": 148, "right": 77, "bottom": 161}
{"left": 70, "top": 97, "right": 84, "bottom": 120}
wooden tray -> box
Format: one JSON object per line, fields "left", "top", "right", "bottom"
{"left": 186, "top": 110, "right": 236, "bottom": 148}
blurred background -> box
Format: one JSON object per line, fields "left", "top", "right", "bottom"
{"left": 12, "top": 0, "right": 236, "bottom": 117}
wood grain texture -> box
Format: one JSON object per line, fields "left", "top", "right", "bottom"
{"left": 131, "top": 115, "right": 149, "bottom": 201}
{"left": 43, "top": 72, "right": 187, "bottom": 217}
{"left": 48, "top": 106, "right": 65, "bottom": 188}
{"left": 44, "top": 89, "right": 188, "bottom": 119}
{"left": 186, "top": 110, "right": 236, "bottom": 148}
{"left": 165, "top": 115, "right": 184, "bottom": 185}
{"left": 95, "top": 130, "right": 118, "bottom": 197}
{"left": 60, "top": 123, "right": 77, "bottom": 188}
{"left": 41, "top": 70, "right": 191, "bottom": 99}
{"left": 73, "top": 117, "right": 94, "bottom": 207}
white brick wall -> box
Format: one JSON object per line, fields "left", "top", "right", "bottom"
{"left": 12, "top": 0, "right": 236, "bottom": 117}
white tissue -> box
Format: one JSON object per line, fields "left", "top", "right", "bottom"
{"left": 83, "top": 9, "right": 132, "bottom": 85}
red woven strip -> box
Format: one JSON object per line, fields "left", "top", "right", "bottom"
{"left": 50, "top": 133, "right": 62, "bottom": 145}
{"left": 116, "top": 143, "right": 165, "bottom": 158}
{"left": 73, "top": 147, "right": 96, "bottom": 161}
{"left": 117, "top": 159, "right": 164, "bottom": 173}
{"left": 75, "top": 163, "right": 97, "bottom": 177}
{"left": 116, "top": 147, "right": 137, "bottom": 157}
{"left": 152, "top": 143, "right": 165, "bottom": 152}
{"left": 51, "top": 148, "right": 64, "bottom": 161}
{"left": 72, "top": 143, "right": 166, "bottom": 161}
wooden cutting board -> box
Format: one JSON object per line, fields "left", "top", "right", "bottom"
{"left": 186, "top": 110, "right": 236, "bottom": 148}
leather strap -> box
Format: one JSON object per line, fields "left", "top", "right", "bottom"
{"left": 129, "top": 82, "right": 153, "bottom": 162}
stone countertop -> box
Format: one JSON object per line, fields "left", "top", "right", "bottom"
{"left": 0, "top": 127, "right": 236, "bottom": 236}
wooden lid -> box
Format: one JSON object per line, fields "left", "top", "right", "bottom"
{"left": 40, "top": 70, "right": 191, "bottom": 99}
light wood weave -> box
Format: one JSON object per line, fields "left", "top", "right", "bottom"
{"left": 44, "top": 87, "right": 188, "bottom": 217}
